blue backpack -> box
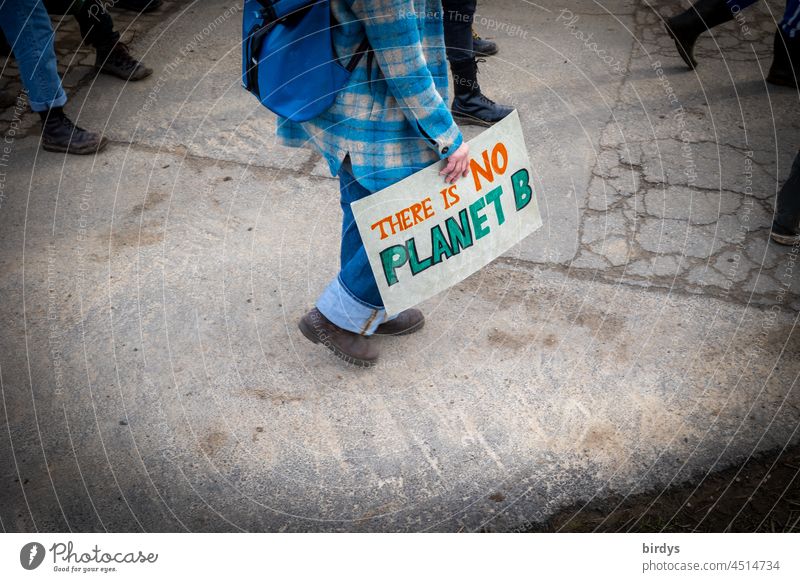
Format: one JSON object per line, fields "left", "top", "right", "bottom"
{"left": 242, "top": 0, "right": 370, "bottom": 122}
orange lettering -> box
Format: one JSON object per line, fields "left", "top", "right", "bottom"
{"left": 470, "top": 150, "right": 494, "bottom": 191}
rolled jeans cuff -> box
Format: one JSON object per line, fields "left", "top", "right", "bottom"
{"left": 316, "top": 276, "right": 391, "bottom": 336}
{"left": 28, "top": 89, "right": 67, "bottom": 112}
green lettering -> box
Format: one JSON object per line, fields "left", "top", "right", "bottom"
{"left": 469, "top": 197, "right": 490, "bottom": 240}
{"left": 379, "top": 244, "right": 408, "bottom": 286}
{"left": 445, "top": 209, "right": 474, "bottom": 253}
{"left": 484, "top": 185, "right": 505, "bottom": 225}
{"left": 407, "top": 238, "right": 433, "bottom": 275}
{"left": 512, "top": 168, "right": 532, "bottom": 211}
{"left": 430, "top": 224, "right": 454, "bottom": 264}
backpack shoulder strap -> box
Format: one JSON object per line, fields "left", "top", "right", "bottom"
{"left": 345, "top": 36, "right": 371, "bottom": 72}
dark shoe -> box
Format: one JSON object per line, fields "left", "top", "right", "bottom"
{"left": 770, "top": 221, "right": 800, "bottom": 246}
{"left": 472, "top": 28, "right": 498, "bottom": 57}
{"left": 298, "top": 308, "right": 379, "bottom": 367}
{"left": 96, "top": 42, "right": 152, "bottom": 81}
{"left": 0, "top": 28, "right": 10, "bottom": 57}
{"left": 115, "top": 0, "right": 162, "bottom": 13}
{"left": 450, "top": 58, "right": 514, "bottom": 127}
{"left": 664, "top": 0, "right": 734, "bottom": 69}
{"left": 40, "top": 109, "right": 107, "bottom": 155}
{"left": 0, "top": 91, "right": 17, "bottom": 109}
{"left": 375, "top": 308, "right": 425, "bottom": 336}
{"left": 767, "top": 29, "right": 799, "bottom": 88}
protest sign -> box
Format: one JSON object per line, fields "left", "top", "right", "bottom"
{"left": 351, "top": 110, "right": 542, "bottom": 316}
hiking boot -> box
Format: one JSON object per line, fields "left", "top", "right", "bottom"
{"left": 472, "top": 28, "right": 498, "bottom": 56}
{"left": 767, "top": 29, "right": 799, "bottom": 89}
{"left": 298, "top": 308, "right": 379, "bottom": 367}
{"left": 96, "top": 42, "right": 152, "bottom": 81}
{"left": 40, "top": 108, "right": 107, "bottom": 155}
{"left": 664, "top": 0, "right": 734, "bottom": 69}
{"left": 770, "top": 221, "right": 800, "bottom": 246}
{"left": 115, "top": 0, "right": 162, "bottom": 13}
{"left": 450, "top": 58, "right": 513, "bottom": 127}
{"left": 375, "top": 308, "right": 425, "bottom": 336}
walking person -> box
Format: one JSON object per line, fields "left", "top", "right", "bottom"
{"left": 279, "top": 0, "right": 470, "bottom": 366}
{"left": 771, "top": 151, "right": 800, "bottom": 245}
{"left": 0, "top": 0, "right": 106, "bottom": 154}
{"left": 441, "top": 0, "right": 513, "bottom": 126}
{"left": 44, "top": 0, "right": 152, "bottom": 81}
{"left": 664, "top": 0, "right": 799, "bottom": 87}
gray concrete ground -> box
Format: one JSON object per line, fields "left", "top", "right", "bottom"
{"left": 1, "top": 0, "right": 798, "bottom": 532}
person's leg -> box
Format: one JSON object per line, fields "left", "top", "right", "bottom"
{"left": 771, "top": 151, "right": 800, "bottom": 245}
{"left": 442, "top": 0, "right": 512, "bottom": 126}
{"left": 665, "top": 0, "right": 759, "bottom": 69}
{"left": 319, "top": 169, "right": 387, "bottom": 334}
{"left": 45, "top": 0, "right": 152, "bottom": 81}
{"left": 83, "top": 0, "right": 152, "bottom": 80}
{"left": 299, "top": 169, "right": 426, "bottom": 363}
{"left": 298, "top": 170, "right": 383, "bottom": 366}
{"left": 767, "top": 0, "right": 800, "bottom": 87}
{"left": 0, "top": 0, "right": 106, "bottom": 154}
{"left": 782, "top": 0, "right": 800, "bottom": 37}
{"left": 0, "top": 0, "right": 67, "bottom": 113}
{"left": 442, "top": 0, "right": 476, "bottom": 63}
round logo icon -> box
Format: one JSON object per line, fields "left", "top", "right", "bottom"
{"left": 20, "top": 542, "right": 46, "bottom": 570}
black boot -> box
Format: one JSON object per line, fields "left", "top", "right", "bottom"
{"left": 664, "top": 0, "right": 735, "bottom": 69}
{"left": 472, "top": 28, "right": 498, "bottom": 57}
{"left": 0, "top": 28, "right": 10, "bottom": 57}
{"left": 95, "top": 42, "right": 152, "bottom": 81}
{"left": 40, "top": 108, "right": 107, "bottom": 155}
{"left": 767, "top": 29, "right": 799, "bottom": 88}
{"left": 450, "top": 58, "right": 513, "bottom": 127}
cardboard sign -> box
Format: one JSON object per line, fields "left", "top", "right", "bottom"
{"left": 352, "top": 110, "right": 542, "bottom": 316}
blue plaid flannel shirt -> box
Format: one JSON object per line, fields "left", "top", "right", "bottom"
{"left": 276, "top": 0, "right": 463, "bottom": 193}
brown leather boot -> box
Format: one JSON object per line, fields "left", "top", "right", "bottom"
{"left": 298, "top": 308, "right": 379, "bottom": 367}
{"left": 375, "top": 308, "right": 425, "bottom": 336}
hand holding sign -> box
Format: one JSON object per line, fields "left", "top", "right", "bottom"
{"left": 440, "top": 142, "right": 471, "bottom": 183}
{"left": 352, "top": 110, "right": 542, "bottom": 316}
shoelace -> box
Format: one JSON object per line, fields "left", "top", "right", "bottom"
{"left": 471, "top": 59, "right": 497, "bottom": 105}
{"left": 43, "top": 114, "right": 75, "bottom": 131}
{"left": 104, "top": 42, "right": 139, "bottom": 69}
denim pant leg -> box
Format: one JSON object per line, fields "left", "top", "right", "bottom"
{"left": 774, "top": 151, "right": 800, "bottom": 231}
{"left": 316, "top": 170, "right": 389, "bottom": 336}
{"left": 725, "top": 1, "right": 760, "bottom": 12}
{"left": 0, "top": 0, "right": 67, "bottom": 112}
{"left": 780, "top": 0, "right": 800, "bottom": 37}
{"left": 442, "top": 0, "right": 477, "bottom": 63}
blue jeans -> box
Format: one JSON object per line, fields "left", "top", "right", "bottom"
{"left": 783, "top": 0, "right": 800, "bottom": 37}
{"left": 316, "top": 168, "right": 397, "bottom": 336}
{"left": 0, "top": 0, "right": 67, "bottom": 112}
{"left": 725, "top": 1, "right": 800, "bottom": 37}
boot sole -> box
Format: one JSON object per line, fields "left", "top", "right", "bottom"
{"left": 451, "top": 112, "right": 495, "bottom": 128}
{"left": 97, "top": 65, "right": 154, "bottom": 82}
{"left": 42, "top": 136, "right": 108, "bottom": 155}
{"left": 770, "top": 231, "right": 800, "bottom": 246}
{"left": 375, "top": 318, "right": 425, "bottom": 337}
{"left": 298, "top": 317, "right": 376, "bottom": 368}
{"left": 766, "top": 73, "right": 797, "bottom": 89}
